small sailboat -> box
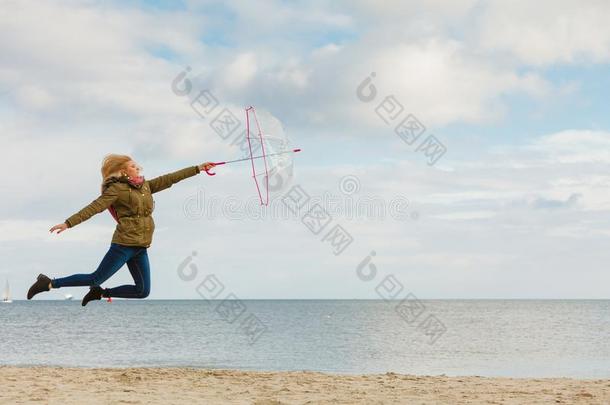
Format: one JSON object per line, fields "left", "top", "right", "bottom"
{"left": 2, "top": 280, "right": 12, "bottom": 303}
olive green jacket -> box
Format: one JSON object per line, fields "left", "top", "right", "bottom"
{"left": 65, "top": 166, "right": 201, "bottom": 247}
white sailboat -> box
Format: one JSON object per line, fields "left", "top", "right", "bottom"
{"left": 2, "top": 280, "right": 12, "bottom": 303}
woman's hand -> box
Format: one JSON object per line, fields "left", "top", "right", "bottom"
{"left": 49, "top": 222, "right": 68, "bottom": 234}
{"left": 199, "top": 162, "right": 216, "bottom": 172}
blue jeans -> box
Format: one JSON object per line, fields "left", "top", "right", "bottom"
{"left": 51, "top": 243, "right": 151, "bottom": 299}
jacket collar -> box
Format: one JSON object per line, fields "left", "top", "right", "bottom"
{"left": 102, "top": 174, "right": 146, "bottom": 192}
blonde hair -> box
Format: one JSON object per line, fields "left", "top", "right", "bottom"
{"left": 101, "top": 154, "right": 132, "bottom": 187}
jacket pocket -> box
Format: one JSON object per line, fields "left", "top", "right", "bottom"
{"left": 117, "top": 217, "right": 140, "bottom": 244}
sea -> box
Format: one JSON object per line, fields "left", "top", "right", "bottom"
{"left": 1, "top": 300, "right": 608, "bottom": 378}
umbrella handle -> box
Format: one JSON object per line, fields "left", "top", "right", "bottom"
{"left": 204, "top": 162, "right": 225, "bottom": 176}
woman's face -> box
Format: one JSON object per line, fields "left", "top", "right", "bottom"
{"left": 123, "top": 160, "right": 141, "bottom": 178}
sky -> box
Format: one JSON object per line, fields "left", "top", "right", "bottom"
{"left": 1, "top": 0, "right": 609, "bottom": 299}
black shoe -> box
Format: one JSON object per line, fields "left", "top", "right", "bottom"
{"left": 82, "top": 286, "right": 105, "bottom": 307}
{"left": 27, "top": 274, "right": 52, "bottom": 300}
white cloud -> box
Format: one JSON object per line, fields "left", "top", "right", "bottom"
{"left": 0, "top": 219, "right": 113, "bottom": 243}
{"left": 221, "top": 52, "right": 258, "bottom": 90}
{"left": 0, "top": 0, "right": 206, "bottom": 119}
{"left": 346, "top": 38, "right": 549, "bottom": 127}
{"left": 528, "top": 130, "right": 610, "bottom": 164}
{"left": 476, "top": 0, "right": 610, "bottom": 66}
{"left": 0, "top": 0, "right": 586, "bottom": 140}
{"left": 14, "top": 85, "right": 57, "bottom": 110}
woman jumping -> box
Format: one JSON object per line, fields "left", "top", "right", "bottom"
{"left": 27, "top": 154, "right": 216, "bottom": 306}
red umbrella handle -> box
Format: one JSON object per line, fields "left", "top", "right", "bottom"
{"left": 204, "top": 162, "right": 225, "bottom": 176}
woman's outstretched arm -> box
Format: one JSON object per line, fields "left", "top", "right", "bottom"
{"left": 148, "top": 162, "right": 215, "bottom": 194}
{"left": 50, "top": 183, "right": 120, "bottom": 233}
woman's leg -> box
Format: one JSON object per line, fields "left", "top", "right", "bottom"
{"left": 51, "top": 244, "right": 131, "bottom": 289}
{"left": 104, "top": 248, "right": 151, "bottom": 299}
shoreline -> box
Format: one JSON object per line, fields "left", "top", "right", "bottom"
{"left": 2, "top": 366, "right": 608, "bottom": 404}
{"left": 2, "top": 364, "right": 608, "bottom": 379}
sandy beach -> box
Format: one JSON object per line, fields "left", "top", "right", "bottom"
{"left": 0, "top": 367, "right": 608, "bottom": 404}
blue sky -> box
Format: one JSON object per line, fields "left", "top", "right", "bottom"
{"left": 1, "top": 0, "right": 610, "bottom": 299}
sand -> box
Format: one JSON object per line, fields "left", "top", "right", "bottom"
{"left": 0, "top": 366, "right": 608, "bottom": 404}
